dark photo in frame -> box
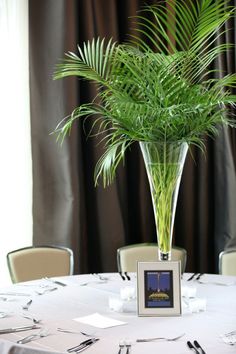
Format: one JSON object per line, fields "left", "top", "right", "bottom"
{"left": 144, "top": 270, "right": 174, "bottom": 308}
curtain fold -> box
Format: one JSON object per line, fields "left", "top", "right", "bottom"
{"left": 29, "top": 0, "right": 236, "bottom": 274}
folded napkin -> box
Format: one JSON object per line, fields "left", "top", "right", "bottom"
{"left": 73, "top": 312, "right": 126, "bottom": 328}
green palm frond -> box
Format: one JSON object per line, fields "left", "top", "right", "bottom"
{"left": 94, "top": 138, "right": 132, "bottom": 186}
{"left": 54, "top": 37, "right": 116, "bottom": 84}
{"left": 53, "top": 0, "right": 236, "bottom": 186}
{"left": 131, "top": 0, "right": 234, "bottom": 54}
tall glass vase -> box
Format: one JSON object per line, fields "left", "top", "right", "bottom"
{"left": 140, "top": 141, "right": 188, "bottom": 261}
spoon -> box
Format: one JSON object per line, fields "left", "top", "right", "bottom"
{"left": 22, "top": 299, "right": 32, "bottom": 310}
{"left": 21, "top": 313, "right": 42, "bottom": 324}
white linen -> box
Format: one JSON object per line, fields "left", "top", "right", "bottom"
{"left": 0, "top": 339, "right": 60, "bottom": 354}
{"left": 0, "top": 273, "right": 235, "bottom": 353}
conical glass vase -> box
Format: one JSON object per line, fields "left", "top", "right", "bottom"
{"left": 140, "top": 141, "right": 188, "bottom": 261}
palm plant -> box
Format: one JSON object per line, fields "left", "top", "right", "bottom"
{"left": 54, "top": 0, "right": 236, "bottom": 260}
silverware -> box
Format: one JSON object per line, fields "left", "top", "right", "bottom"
{"left": 197, "top": 279, "right": 235, "bottom": 286}
{"left": 187, "top": 341, "right": 200, "bottom": 353}
{"left": 118, "top": 342, "right": 125, "bottom": 354}
{"left": 22, "top": 299, "right": 32, "bottom": 310}
{"left": 136, "top": 333, "right": 185, "bottom": 342}
{"left": 80, "top": 331, "right": 96, "bottom": 337}
{"left": 124, "top": 272, "right": 131, "bottom": 281}
{"left": 17, "top": 328, "right": 49, "bottom": 344}
{"left": 44, "top": 277, "right": 67, "bottom": 286}
{"left": 92, "top": 273, "right": 109, "bottom": 281}
{"left": 125, "top": 343, "right": 131, "bottom": 354}
{"left": 187, "top": 273, "right": 198, "bottom": 281}
{"left": 0, "top": 292, "right": 31, "bottom": 296}
{"left": 21, "top": 313, "right": 42, "bottom": 324}
{"left": 195, "top": 273, "right": 204, "bottom": 280}
{"left": 67, "top": 338, "right": 99, "bottom": 353}
{"left": 57, "top": 328, "right": 95, "bottom": 337}
{"left": 0, "top": 312, "right": 8, "bottom": 318}
{"left": 193, "top": 340, "right": 206, "bottom": 354}
{"left": 0, "top": 297, "right": 7, "bottom": 301}
{"left": 75, "top": 340, "right": 99, "bottom": 353}
{"left": 35, "top": 287, "right": 58, "bottom": 295}
{"left": 57, "top": 328, "right": 81, "bottom": 334}
{"left": 224, "top": 330, "right": 236, "bottom": 337}
{"left": 80, "top": 274, "right": 107, "bottom": 286}
{"left": 0, "top": 324, "right": 40, "bottom": 334}
{"left": 119, "top": 272, "right": 126, "bottom": 281}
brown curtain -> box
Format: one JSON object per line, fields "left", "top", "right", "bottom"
{"left": 29, "top": 0, "right": 236, "bottom": 275}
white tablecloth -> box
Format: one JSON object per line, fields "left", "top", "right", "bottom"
{"left": 0, "top": 273, "right": 235, "bottom": 353}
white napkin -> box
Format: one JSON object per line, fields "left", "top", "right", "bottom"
{"left": 73, "top": 312, "right": 126, "bottom": 328}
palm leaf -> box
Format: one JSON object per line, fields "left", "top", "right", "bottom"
{"left": 54, "top": 37, "right": 116, "bottom": 84}
{"left": 53, "top": 0, "right": 236, "bottom": 186}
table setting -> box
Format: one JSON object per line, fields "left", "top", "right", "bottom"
{"left": 0, "top": 273, "right": 235, "bottom": 353}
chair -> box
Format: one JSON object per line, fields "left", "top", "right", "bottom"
{"left": 219, "top": 249, "right": 236, "bottom": 275}
{"left": 0, "top": 338, "right": 63, "bottom": 353}
{"left": 117, "top": 243, "right": 187, "bottom": 274}
{"left": 7, "top": 245, "right": 74, "bottom": 283}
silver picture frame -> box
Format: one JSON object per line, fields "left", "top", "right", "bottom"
{"left": 137, "top": 261, "right": 182, "bottom": 316}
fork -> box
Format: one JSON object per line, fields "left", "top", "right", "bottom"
{"left": 17, "top": 328, "right": 49, "bottom": 344}
{"left": 35, "top": 287, "right": 57, "bottom": 295}
{"left": 197, "top": 279, "right": 235, "bottom": 286}
{"left": 136, "top": 333, "right": 185, "bottom": 342}
{"left": 0, "top": 312, "right": 8, "bottom": 318}
{"left": 118, "top": 341, "right": 125, "bottom": 354}
{"left": 224, "top": 330, "right": 236, "bottom": 337}
{"left": 125, "top": 342, "right": 131, "bottom": 354}
{"left": 57, "top": 328, "right": 96, "bottom": 337}
{"left": 92, "top": 273, "right": 109, "bottom": 281}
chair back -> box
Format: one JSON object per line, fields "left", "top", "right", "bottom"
{"left": 219, "top": 249, "right": 236, "bottom": 275}
{"left": 117, "top": 243, "right": 187, "bottom": 274}
{"left": 7, "top": 245, "right": 74, "bottom": 283}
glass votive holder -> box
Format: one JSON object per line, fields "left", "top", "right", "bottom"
{"left": 188, "top": 297, "right": 207, "bottom": 313}
{"left": 120, "top": 286, "right": 136, "bottom": 301}
{"left": 108, "top": 296, "right": 124, "bottom": 312}
{"left": 182, "top": 285, "right": 197, "bottom": 298}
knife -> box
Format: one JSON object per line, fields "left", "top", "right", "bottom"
{"left": 124, "top": 272, "right": 131, "bottom": 281}
{"left": 0, "top": 292, "right": 31, "bottom": 296}
{"left": 195, "top": 273, "right": 204, "bottom": 281}
{"left": 193, "top": 340, "right": 206, "bottom": 354}
{"left": 187, "top": 273, "right": 198, "bottom": 281}
{"left": 67, "top": 338, "right": 99, "bottom": 353}
{"left": 75, "top": 339, "right": 99, "bottom": 353}
{"left": 119, "top": 272, "right": 126, "bottom": 281}
{"left": 187, "top": 341, "right": 200, "bottom": 353}
{"left": 0, "top": 324, "right": 40, "bottom": 334}
{"left": 44, "top": 277, "right": 67, "bottom": 286}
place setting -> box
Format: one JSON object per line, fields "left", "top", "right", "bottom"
{"left": 185, "top": 273, "right": 236, "bottom": 286}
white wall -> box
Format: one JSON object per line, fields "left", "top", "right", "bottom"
{"left": 0, "top": 0, "right": 32, "bottom": 285}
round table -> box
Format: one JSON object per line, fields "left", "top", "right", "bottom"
{"left": 0, "top": 273, "right": 235, "bottom": 353}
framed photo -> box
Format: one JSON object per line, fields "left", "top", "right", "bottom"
{"left": 137, "top": 261, "right": 182, "bottom": 316}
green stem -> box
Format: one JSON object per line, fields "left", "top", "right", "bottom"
{"left": 140, "top": 141, "right": 188, "bottom": 259}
